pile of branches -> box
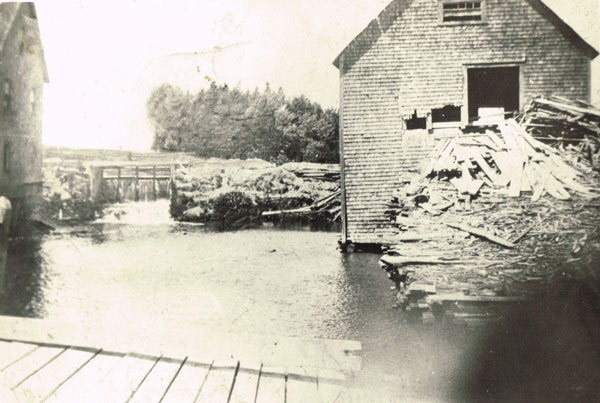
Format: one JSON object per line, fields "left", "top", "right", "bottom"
{"left": 171, "top": 159, "right": 340, "bottom": 224}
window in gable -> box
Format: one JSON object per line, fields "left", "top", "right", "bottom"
{"left": 441, "top": 1, "right": 485, "bottom": 23}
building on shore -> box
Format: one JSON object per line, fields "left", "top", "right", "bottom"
{"left": 333, "top": 0, "right": 598, "bottom": 246}
{"left": 0, "top": 2, "right": 48, "bottom": 232}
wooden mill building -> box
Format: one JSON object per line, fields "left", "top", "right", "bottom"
{"left": 0, "top": 2, "right": 48, "bottom": 228}
{"left": 333, "top": 0, "right": 598, "bottom": 246}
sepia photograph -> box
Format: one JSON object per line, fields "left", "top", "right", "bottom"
{"left": 0, "top": 0, "right": 599, "bottom": 401}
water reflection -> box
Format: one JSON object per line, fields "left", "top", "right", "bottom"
{"left": 1, "top": 237, "right": 47, "bottom": 317}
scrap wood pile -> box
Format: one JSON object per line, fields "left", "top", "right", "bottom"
{"left": 380, "top": 107, "right": 600, "bottom": 325}
{"left": 171, "top": 159, "right": 340, "bottom": 222}
{"left": 261, "top": 187, "right": 341, "bottom": 221}
{"left": 518, "top": 96, "right": 600, "bottom": 168}
{"left": 279, "top": 162, "right": 340, "bottom": 182}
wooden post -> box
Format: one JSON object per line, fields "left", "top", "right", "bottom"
{"left": 152, "top": 165, "right": 157, "bottom": 200}
{"left": 338, "top": 54, "right": 348, "bottom": 245}
{"left": 116, "top": 167, "right": 121, "bottom": 202}
{"left": 168, "top": 164, "right": 174, "bottom": 200}
{"left": 134, "top": 166, "right": 140, "bottom": 202}
{"left": 90, "top": 166, "right": 104, "bottom": 202}
{"left": 0, "top": 197, "right": 12, "bottom": 298}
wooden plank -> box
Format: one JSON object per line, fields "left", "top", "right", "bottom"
{"left": 534, "top": 98, "right": 600, "bottom": 119}
{"left": 129, "top": 357, "right": 183, "bottom": 403}
{"left": 0, "top": 341, "right": 38, "bottom": 371}
{"left": 229, "top": 362, "right": 261, "bottom": 403}
{"left": 13, "top": 348, "right": 97, "bottom": 402}
{"left": 45, "top": 353, "right": 123, "bottom": 403}
{"left": 380, "top": 255, "right": 467, "bottom": 266}
{"left": 470, "top": 148, "right": 501, "bottom": 185}
{"left": 485, "top": 130, "right": 507, "bottom": 150}
{"left": 544, "top": 174, "right": 571, "bottom": 200}
{"left": 255, "top": 367, "right": 286, "bottom": 403}
{"left": 508, "top": 160, "right": 524, "bottom": 197}
{"left": 195, "top": 359, "right": 238, "bottom": 403}
{"left": 0, "top": 346, "right": 65, "bottom": 389}
{"left": 427, "top": 294, "right": 525, "bottom": 303}
{"left": 520, "top": 162, "right": 533, "bottom": 192}
{"left": 444, "top": 222, "right": 515, "bottom": 248}
{"left": 158, "top": 359, "right": 211, "bottom": 403}
{"left": 286, "top": 373, "right": 319, "bottom": 403}
{"left": 94, "top": 354, "right": 159, "bottom": 402}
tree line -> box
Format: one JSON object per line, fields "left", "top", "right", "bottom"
{"left": 146, "top": 82, "right": 339, "bottom": 164}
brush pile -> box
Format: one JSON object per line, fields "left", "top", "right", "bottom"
{"left": 380, "top": 108, "right": 600, "bottom": 324}
{"left": 171, "top": 159, "right": 340, "bottom": 223}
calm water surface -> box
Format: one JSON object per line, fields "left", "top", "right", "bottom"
{"left": 2, "top": 201, "right": 468, "bottom": 401}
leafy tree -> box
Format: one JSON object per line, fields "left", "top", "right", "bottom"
{"left": 146, "top": 82, "right": 339, "bottom": 164}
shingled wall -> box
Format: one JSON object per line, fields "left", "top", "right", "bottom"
{"left": 338, "top": 0, "right": 595, "bottom": 244}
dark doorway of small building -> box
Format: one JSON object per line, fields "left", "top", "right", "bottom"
{"left": 467, "top": 66, "right": 519, "bottom": 121}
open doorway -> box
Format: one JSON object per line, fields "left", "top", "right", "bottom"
{"left": 467, "top": 66, "right": 519, "bottom": 122}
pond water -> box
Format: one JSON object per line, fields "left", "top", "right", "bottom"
{"left": 0, "top": 201, "right": 491, "bottom": 401}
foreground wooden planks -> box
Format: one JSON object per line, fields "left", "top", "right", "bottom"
{"left": 0, "top": 341, "right": 38, "bottom": 371}
{"left": 195, "top": 359, "right": 238, "bottom": 403}
{"left": 160, "top": 359, "right": 211, "bottom": 402}
{"left": 13, "top": 348, "right": 97, "bottom": 402}
{"left": 46, "top": 352, "right": 123, "bottom": 402}
{"left": 228, "top": 362, "right": 261, "bottom": 403}
{"left": 0, "top": 345, "right": 65, "bottom": 389}
{"left": 0, "top": 336, "right": 356, "bottom": 402}
{"left": 255, "top": 367, "right": 286, "bottom": 403}
{"left": 129, "top": 357, "right": 183, "bottom": 403}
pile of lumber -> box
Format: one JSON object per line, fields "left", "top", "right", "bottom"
{"left": 421, "top": 118, "right": 595, "bottom": 201}
{"left": 380, "top": 112, "right": 600, "bottom": 306}
{"left": 280, "top": 162, "right": 340, "bottom": 182}
{"left": 518, "top": 96, "right": 600, "bottom": 168}
{"left": 262, "top": 188, "right": 341, "bottom": 221}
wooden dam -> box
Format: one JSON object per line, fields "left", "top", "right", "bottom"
{"left": 89, "top": 162, "right": 188, "bottom": 202}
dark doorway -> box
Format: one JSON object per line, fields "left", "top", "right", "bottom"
{"left": 467, "top": 66, "right": 519, "bottom": 121}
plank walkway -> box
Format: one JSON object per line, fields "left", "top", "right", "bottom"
{"left": 0, "top": 317, "right": 362, "bottom": 402}
{"left": 0, "top": 339, "right": 356, "bottom": 402}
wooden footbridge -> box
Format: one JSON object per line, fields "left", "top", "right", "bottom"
{"left": 89, "top": 162, "right": 189, "bottom": 202}
{"left": 0, "top": 316, "right": 364, "bottom": 402}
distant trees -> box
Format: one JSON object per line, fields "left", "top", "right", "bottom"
{"left": 146, "top": 82, "right": 339, "bottom": 164}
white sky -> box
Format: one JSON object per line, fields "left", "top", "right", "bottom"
{"left": 35, "top": 0, "right": 599, "bottom": 151}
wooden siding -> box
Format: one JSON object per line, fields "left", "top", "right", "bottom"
{"left": 339, "top": 0, "right": 595, "bottom": 244}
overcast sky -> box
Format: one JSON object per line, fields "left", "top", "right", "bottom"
{"left": 36, "top": 0, "right": 599, "bottom": 150}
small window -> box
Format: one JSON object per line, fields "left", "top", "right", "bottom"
{"left": 3, "top": 79, "right": 11, "bottom": 111}
{"left": 432, "top": 105, "right": 462, "bottom": 128}
{"left": 405, "top": 110, "right": 427, "bottom": 130}
{"left": 441, "top": 1, "right": 484, "bottom": 23}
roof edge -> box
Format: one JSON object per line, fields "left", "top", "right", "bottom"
{"left": 333, "top": 0, "right": 414, "bottom": 70}
{"left": 333, "top": 0, "right": 598, "bottom": 71}
{"left": 528, "top": 0, "right": 598, "bottom": 59}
